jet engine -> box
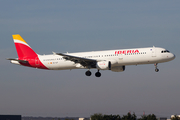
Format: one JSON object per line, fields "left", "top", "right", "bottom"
{"left": 96, "top": 61, "right": 111, "bottom": 70}
{"left": 111, "top": 66, "right": 125, "bottom": 72}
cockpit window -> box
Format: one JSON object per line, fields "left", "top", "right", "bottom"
{"left": 161, "top": 50, "right": 170, "bottom": 53}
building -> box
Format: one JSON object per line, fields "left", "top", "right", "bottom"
{"left": 0, "top": 115, "right": 21, "bottom": 120}
{"left": 171, "top": 115, "right": 180, "bottom": 118}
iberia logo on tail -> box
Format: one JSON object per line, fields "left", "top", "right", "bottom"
{"left": 12, "top": 34, "right": 48, "bottom": 69}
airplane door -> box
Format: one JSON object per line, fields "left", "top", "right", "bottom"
{"left": 151, "top": 46, "right": 156, "bottom": 57}
{"left": 35, "top": 57, "right": 40, "bottom": 66}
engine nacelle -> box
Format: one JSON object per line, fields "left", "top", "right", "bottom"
{"left": 109, "top": 60, "right": 118, "bottom": 65}
{"left": 111, "top": 66, "right": 125, "bottom": 72}
{"left": 96, "top": 61, "right": 111, "bottom": 70}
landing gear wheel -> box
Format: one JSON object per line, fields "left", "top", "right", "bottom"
{"left": 85, "top": 71, "right": 92, "bottom": 76}
{"left": 154, "top": 63, "right": 159, "bottom": 72}
{"left": 95, "top": 72, "right": 101, "bottom": 77}
{"left": 155, "top": 68, "right": 159, "bottom": 72}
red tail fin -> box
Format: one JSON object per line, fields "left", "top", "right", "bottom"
{"left": 12, "top": 34, "right": 38, "bottom": 59}
{"left": 11, "top": 34, "right": 48, "bottom": 69}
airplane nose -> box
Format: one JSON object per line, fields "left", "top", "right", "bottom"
{"left": 171, "top": 54, "right": 176, "bottom": 60}
{"left": 173, "top": 54, "right": 176, "bottom": 59}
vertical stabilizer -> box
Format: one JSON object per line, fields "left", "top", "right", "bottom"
{"left": 12, "top": 34, "right": 38, "bottom": 59}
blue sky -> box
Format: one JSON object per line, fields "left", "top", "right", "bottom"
{"left": 0, "top": 0, "right": 180, "bottom": 118}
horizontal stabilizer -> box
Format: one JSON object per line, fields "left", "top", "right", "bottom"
{"left": 6, "top": 58, "right": 28, "bottom": 63}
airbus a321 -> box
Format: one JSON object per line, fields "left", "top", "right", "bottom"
{"left": 7, "top": 34, "right": 175, "bottom": 77}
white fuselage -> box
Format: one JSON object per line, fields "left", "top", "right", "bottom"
{"left": 9, "top": 34, "right": 175, "bottom": 77}
{"left": 38, "top": 47, "right": 175, "bottom": 70}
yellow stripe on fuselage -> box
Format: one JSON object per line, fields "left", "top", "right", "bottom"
{"left": 12, "top": 34, "right": 28, "bottom": 44}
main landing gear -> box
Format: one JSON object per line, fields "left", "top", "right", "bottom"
{"left": 95, "top": 70, "right": 101, "bottom": 77}
{"left": 154, "top": 63, "right": 159, "bottom": 72}
{"left": 85, "top": 70, "right": 92, "bottom": 76}
{"left": 85, "top": 70, "right": 101, "bottom": 77}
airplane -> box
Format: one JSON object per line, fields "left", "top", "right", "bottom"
{"left": 7, "top": 34, "right": 175, "bottom": 77}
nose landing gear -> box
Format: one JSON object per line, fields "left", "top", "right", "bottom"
{"left": 154, "top": 63, "right": 159, "bottom": 72}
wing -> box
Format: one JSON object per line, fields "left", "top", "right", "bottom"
{"left": 54, "top": 52, "right": 98, "bottom": 68}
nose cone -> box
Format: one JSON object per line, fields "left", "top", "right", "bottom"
{"left": 170, "top": 53, "right": 176, "bottom": 60}
{"left": 172, "top": 54, "right": 176, "bottom": 59}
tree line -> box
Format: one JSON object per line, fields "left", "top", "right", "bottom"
{"left": 90, "top": 113, "right": 180, "bottom": 120}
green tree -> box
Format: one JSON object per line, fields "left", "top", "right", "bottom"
{"left": 171, "top": 115, "right": 180, "bottom": 120}
{"left": 103, "top": 114, "right": 121, "bottom": 120}
{"left": 91, "top": 113, "right": 104, "bottom": 120}
{"left": 91, "top": 113, "right": 121, "bottom": 120}
{"left": 121, "top": 112, "right": 137, "bottom": 120}
{"left": 138, "top": 114, "right": 157, "bottom": 120}
{"left": 65, "top": 118, "right": 74, "bottom": 120}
